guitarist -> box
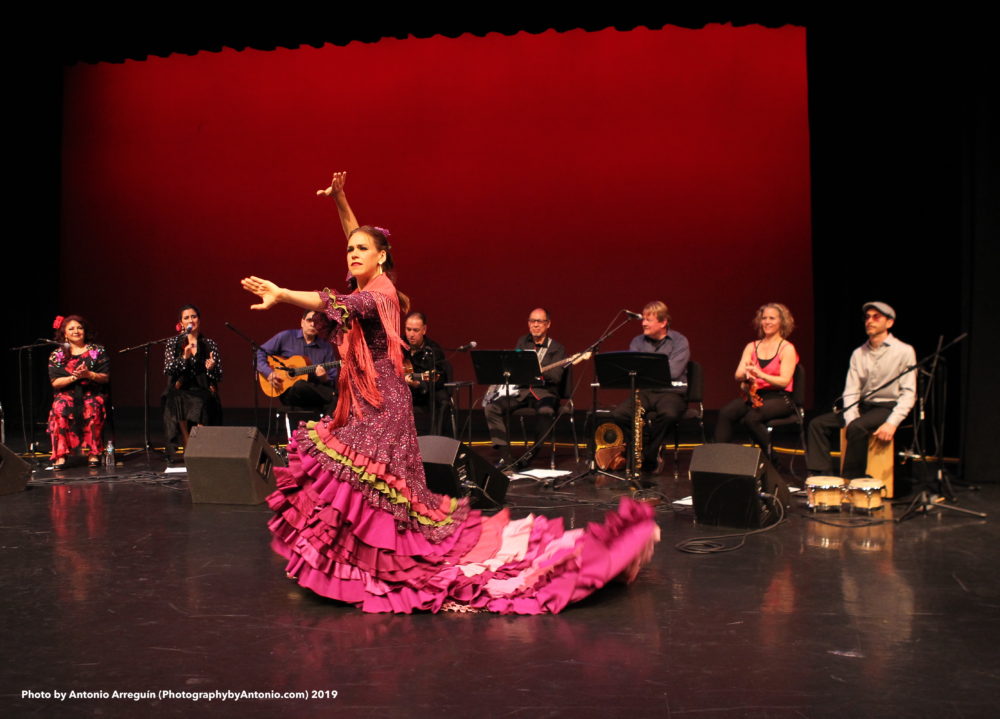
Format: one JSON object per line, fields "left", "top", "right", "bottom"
{"left": 403, "top": 312, "right": 452, "bottom": 435}
{"left": 255, "top": 310, "right": 338, "bottom": 413}
{"left": 485, "top": 308, "right": 566, "bottom": 465}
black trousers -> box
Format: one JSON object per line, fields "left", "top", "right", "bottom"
{"left": 280, "top": 381, "right": 336, "bottom": 414}
{"left": 715, "top": 391, "right": 794, "bottom": 450}
{"left": 486, "top": 392, "right": 558, "bottom": 449}
{"left": 412, "top": 391, "right": 453, "bottom": 437}
{"left": 806, "top": 402, "right": 894, "bottom": 479}
{"left": 611, "top": 390, "right": 686, "bottom": 467}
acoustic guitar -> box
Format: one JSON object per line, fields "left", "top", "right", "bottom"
{"left": 403, "top": 358, "right": 441, "bottom": 387}
{"left": 259, "top": 355, "right": 341, "bottom": 398}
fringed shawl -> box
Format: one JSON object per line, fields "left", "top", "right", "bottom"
{"left": 323, "top": 274, "right": 406, "bottom": 428}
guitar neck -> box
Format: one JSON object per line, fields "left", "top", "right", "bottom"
{"left": 539, "top": 351, "right": 591, "bottom": 374}
{"left": 286, "top": 361, "right": 340, "bottom": 377}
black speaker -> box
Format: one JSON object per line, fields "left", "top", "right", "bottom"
{"left": 0, "top": 443, "right": 31, "bottom": 496}
{"left": 184, "top": 426, "right": 285, "bottom": 504}
{"left": 418, "top": 435, "right": 509, "bottom": 510}
{"left": 689, "top": 444, "right": 789, "bottom": 528}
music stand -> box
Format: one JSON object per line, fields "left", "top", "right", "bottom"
{"left": 471, "top": 349, "right": 542, "bottom": 466}
{"left": 593, "top": 351, "right": 672, "bottom": 484}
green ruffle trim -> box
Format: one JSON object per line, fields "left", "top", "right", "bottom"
{"left": 306, "top": 422, "right": 458, "bottom": 528}
{"left": 323, "top": 289, "right": 351, "bottom": 324}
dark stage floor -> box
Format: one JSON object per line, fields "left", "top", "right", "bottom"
{"left": 2, "top": 444, "right": 998, "bottom": 719}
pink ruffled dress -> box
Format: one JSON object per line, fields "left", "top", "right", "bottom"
{"left": 266, "top": 275, "right": 659, "bottom": 614}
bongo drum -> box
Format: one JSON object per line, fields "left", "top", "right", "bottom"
{"left": 847, "top": 478, "right": 887, "bottom": 513}
{"left": 805, "top": 476, "right": 845, "bottom": 511}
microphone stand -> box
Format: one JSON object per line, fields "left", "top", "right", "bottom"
{"left": 118, "top": 332, "right": 185, "bottom": 460}
{"left": 224, "top": 322, "right": 273, "bottom": 441}
{"left": 538, "top": 311, "right": 636, "bottom": 489}
{"left": 892, "top": 333, "right": 984, "bottom": 521}
{"left": 441, "top": 342, "right": 476, "bottom": 441}
{"left": 421, "top": 345, "right": 439, "bottom": 436}
{"left": 9, "top": 339, "right": 61, "bottom": 466}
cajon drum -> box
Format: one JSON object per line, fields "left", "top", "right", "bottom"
{"left": 840, "top": 428, "right": 894, "bottom": 498}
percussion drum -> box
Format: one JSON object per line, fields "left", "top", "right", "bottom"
{"left": 847, "top": 478, "right": 887, "bottom": 512}
{"left": 805, "top": 476, "right": 845, "bottom": 512}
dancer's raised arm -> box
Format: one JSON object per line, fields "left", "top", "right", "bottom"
{"left": 241, "top": 276, "right": 324, "bottom": 311}
{"left": 317, "top": 171, "right": 360, "bottom": 239}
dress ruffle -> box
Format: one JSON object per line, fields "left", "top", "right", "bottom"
{"left": 268, "top": 425, "right": 659, "bottom": 615}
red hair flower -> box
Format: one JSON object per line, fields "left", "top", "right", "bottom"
{"left": 53, "top": 315, "right": 65, "bottom": 330}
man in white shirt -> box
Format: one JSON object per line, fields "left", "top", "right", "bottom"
{"left": 806, "top": 302, "right": 916, "bottom": 478}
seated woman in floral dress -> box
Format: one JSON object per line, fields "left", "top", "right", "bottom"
{"left": 48, "top": 315, "right": 110, "bottom": 468}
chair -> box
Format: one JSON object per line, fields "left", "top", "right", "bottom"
{"left": 764, "top": 363, "right": 806, "bottom": 477}
{"left": 275, "top": 405, "right": 324, "bottom": 447}
{"left": 512, "top": 365, "right": 579, "bottom": 469}
{"left": 667, "top": 360, "right": 706, "bottom": 478}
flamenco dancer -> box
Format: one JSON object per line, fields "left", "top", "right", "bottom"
{"left": 238, "top": 172, "right": 658, "bottom": 614}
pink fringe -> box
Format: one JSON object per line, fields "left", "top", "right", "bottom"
{"left": 327, "top": 274, "right": 407, "bottom": 428}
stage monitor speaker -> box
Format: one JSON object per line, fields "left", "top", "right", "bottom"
{"left": 418, "top": 435, "right": 509, "bottom": 510}
{"left": 184, "top": 426, "right": 285, "bottom": 505}
{"left": 689, "top": 444, "right": 789, "bottom": 528}
{"left": 0, "top": 443, "right": 31, "bottom": 496}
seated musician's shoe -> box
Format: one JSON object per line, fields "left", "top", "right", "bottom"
{"left": 641, "top": 452, "right": 663, "bottom": 474}
{"left": 493, "top": 445, "right": 513, "bottom": 469}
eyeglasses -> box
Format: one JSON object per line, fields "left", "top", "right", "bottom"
{"left": 527, "top": 318, "right": 549, "bottom": 324}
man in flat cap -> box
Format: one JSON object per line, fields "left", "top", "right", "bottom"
{"left": 806, "top": 302, "right": 917, "bottom": 478}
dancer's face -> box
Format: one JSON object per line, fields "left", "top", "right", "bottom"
{"left": 346, "top": 231, "right": 386, "bottom": 284}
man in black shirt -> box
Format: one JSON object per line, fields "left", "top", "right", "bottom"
{"left": 485, "top": 307, "right": 566, "bottom": 463}
{"left": 403, "top": 312, "right": 452, "bottom": 435}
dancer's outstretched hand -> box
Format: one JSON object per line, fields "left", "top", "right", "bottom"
{"left": 317, "top": 171, "right": 347, "bottom": 197}
{"left": 241, "top": 276, "right": 282, "bottom": 310}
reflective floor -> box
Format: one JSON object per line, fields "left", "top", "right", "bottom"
{"left": 1, "top": 447, "right": 998, "bottom": 718}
